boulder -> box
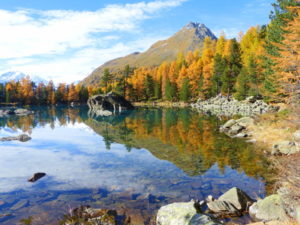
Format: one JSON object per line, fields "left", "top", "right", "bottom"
{"left": 157, "top": 201, "right": 221, "bottom": 225}
{"left": 218, "top": 187, "right": 253, "bottom": 211}
{"left": 156, "top": 201, "right": 197, "bottom": 225}
{"left": 272, "top": 141, "right": 300, "bottom": 155}
{"left": 207, "top": 187, "right": 253, "bottom": 217}
{"left": 88, "top": 92, "right": 134, "bottom": 117}
{"left": 249, "top": 194, "right": 289, "bottom": 222}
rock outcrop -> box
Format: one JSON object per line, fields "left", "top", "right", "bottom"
{"left": 156, "top": 201, "right": 221, "bottom": 225}
{"left": 88, "top": 92, "right": 134, "bottom": 117}
{"left": 191, "top": 95, "right": 278, "bottom": 117}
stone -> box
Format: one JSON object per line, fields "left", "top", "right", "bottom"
{"left": 156, "top": 201, "right": 197, "bottom": 225}
{"left": 218, "top": 187, "right": 253, "bottom": 211}
{"left": 272, "top": 141, "right": 300, "bottom": 155}
{"left": 249, "top": 194, "right": 289, "bottom": 222}
{"left": 28, "top": 172, "right": 46, "bottom": 182}
{"left": 10, "top": 199, "right": 29, "bottom": 210}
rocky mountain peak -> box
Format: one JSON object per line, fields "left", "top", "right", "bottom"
{"left": 183, "top": 22, "right": 217, "bottom": 40}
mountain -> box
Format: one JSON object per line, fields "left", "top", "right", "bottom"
{"left": 0, "top": 71, "right": 47, "bottom": 84}
{"left": 82, "top": 22, "right": 217, "bottom": 86}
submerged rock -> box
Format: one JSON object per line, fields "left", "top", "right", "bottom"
{"left": 88, "top": 92, "right": 134, "bottom": 117}
{"left": 60, "top": 205, "right": 128, "bottom": 225}
{"left": 156, "top": 201, "right": 221, "bottom": 225}
{"left": 28, "top": 172, "right": 46, "bottom": 182}
{"left": 249, "top": 194, "right": 289, "bottom": 222}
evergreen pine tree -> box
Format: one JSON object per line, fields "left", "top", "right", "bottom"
{"left": 179, "top": 78, "right": 190, "bottom": 102}
{"left": 211, "top": 53, "right": 226, "bottom": 96}
{"left": 235, "top": 67, "right": 249, "bottom": 100}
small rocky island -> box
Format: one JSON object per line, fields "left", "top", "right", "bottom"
{"left": 87, "top": 92, "right": 134, "bottom": 117}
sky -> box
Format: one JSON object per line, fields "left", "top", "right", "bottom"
{"left": 0, "top": 0, "right": 274, "bottom": 83}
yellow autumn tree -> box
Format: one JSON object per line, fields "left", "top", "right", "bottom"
{"left": 273, "top": 7, "right": 300, "bottom": 100}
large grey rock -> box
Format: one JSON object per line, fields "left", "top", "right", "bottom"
{"left": 157, "top": 201, "right": 222, "bottom": 225}
{"left": 207, "top": 187, "right": 253, "bottom": 217}
{"left": 272, "top": 141, "right": 300, "bottom": 155}
{"left": 156, "top": 201, "right": 197, "bottom": 225}
{"left": 88, "top": 92, "right": 134, "bottom": 117}
{"left": 249, "top": 194, "right": 289, "bottom": 222}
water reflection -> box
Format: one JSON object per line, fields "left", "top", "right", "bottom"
{"left": 0, "top": 106, "right": 272, "bottom": 225}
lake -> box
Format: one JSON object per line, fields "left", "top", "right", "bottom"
{"left": 0, "top": 106, "right": 272, "bottom": 224}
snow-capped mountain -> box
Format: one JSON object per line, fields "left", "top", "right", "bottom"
{"left": 0, "top": 71, "right": 47, "bottom": 84}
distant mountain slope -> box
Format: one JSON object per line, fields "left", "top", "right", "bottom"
{"left": 0, "top": 71, "right": 47, "bottom": 84}
{"left": 82, "top": 22, "right": 217, "bottom": 86}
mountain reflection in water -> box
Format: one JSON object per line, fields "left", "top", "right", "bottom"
{"left": 0, "top": 106, "right": 273, "bottom": 225}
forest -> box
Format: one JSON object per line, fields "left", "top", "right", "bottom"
{"left": 0, "top": 0, "right": 299, "bottom": 105}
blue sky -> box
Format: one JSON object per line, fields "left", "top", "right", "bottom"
{"left": 0, "top": 0, "right": 274, "bottom": 83}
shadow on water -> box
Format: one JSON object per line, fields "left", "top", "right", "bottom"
{"left": 0, "top": 106, "right": 275, "bottom": 225}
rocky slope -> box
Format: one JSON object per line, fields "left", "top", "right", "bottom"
{"left": 81, "top": 22, "right": 217, "bottom": 86}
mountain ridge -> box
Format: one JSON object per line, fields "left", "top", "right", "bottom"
{"left": 0, "top": 71, "right": 47, "bottom": 84}
{"left": 82, "top": 22, "right": 217, "bottom": 86}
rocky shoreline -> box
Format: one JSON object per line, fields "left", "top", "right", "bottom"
{"left": 191, "top": 95, "right": 278, "bottom": 117}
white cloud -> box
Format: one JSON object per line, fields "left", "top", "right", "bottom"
{"left": 0, "top": 0, "right": 187, "bottom": 83}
